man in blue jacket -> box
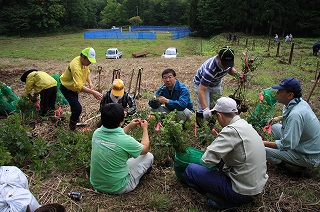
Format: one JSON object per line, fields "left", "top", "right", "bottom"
{"left": 149, "top": 69, "right": 194, "bottom": 121}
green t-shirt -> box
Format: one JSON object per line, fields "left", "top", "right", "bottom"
{"left": 90, "top": 126, "right": 143, "bottom": 193}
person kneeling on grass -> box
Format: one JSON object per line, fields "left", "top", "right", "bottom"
{"left": 148, "top": 68, "right": 194, "bottom": 122}
{"left": 184, "top": 97, "right": 268, "bottom": 210}
{"left": 90, "top": 103, "right": 153, "bottom": 194}
{"left": 264, "top": 77, "right": 320, "bottom": 177}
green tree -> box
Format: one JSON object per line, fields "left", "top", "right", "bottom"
{"left": 28, "top": 0, "right": 66, "bottom": 31}
{"left": 84, "top": 0, "right": 98, "bottom": 28}
{"left": 188, "top": 0, "right": 203, "bottom": 35}
{"left": 129, "top": 16, "right": 142, "bottom": 26}
{"left": 61, "top": 0, "right": 87, "bottom": 28}
{"left": 196, "top": 0, "right": 225, "bottom": 37}
{"left": 0, "top": 1, "right": 31, "bottom": 35}
{"left": 99, "top": 0, "right": 126, "bottom": 28}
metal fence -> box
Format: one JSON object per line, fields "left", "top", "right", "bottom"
{"left": 84, "top": 30, "right": 156, "bottom": 40}
{"left": 84, "top": 26, "right": 191, "bottom": 40}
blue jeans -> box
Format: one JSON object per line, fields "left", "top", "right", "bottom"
{"left": 184, "top": 163, "right": 253, "bottom": 207}
{"left": 60, "top": 85, "right": 82, "bottom": 123}
{"left": 193, "top": 82, "right": 222, "bottom": 112}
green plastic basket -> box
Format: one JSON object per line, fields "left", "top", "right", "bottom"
{"left": 174, "top": 147, "right": 214, "bottom": 181}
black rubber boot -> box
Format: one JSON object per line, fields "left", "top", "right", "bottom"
{"left": 69, "top": 119, "right": 77, "bottom": 131}
{"left": 196, "top": 112, "right": 204, "bottom": 127}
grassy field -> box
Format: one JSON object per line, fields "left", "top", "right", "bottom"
{"left": 0, "top": 32, "right": 320, "bottom": 211}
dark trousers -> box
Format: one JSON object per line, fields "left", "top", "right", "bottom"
{"left": 184, "top": 163, "right": 253, "bottom": 208}
{"left": 313, "top": 46, "right": 319, "bottom": 56}
{"left": 60, "top": 84, "right": 82, "bottom": 123}
{"left": 40, "top": 86, "right": 57, "bottom": 116}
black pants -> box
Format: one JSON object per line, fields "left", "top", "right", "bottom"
{"left": 40, "top": 86, "right": 57, "bottom": 116}
{"left": 313, "top": 46, "right": 319, "bottom": 56}
{"left": 60, "top": 84, "right": 82, "bottom": 123}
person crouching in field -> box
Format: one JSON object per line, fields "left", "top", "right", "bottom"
{"left": 149, "top": 68, "right": 194, "bottom": 121}
{"left": 97, "top": 79, "right": 137, "bottom": 127}
{"left": 21, "top": 69, "right": 57, "bottom": 116}
{"left": 90, "top": 103, "right": 153, "bottom": 194}
{"left": 184, "top": 97, "right": 268, "bottom": 210}
{"left": 264, "top": 77, "right": 320, "bottom": 177}
{"left": 100, "top": 79, "right": 136, "bottom": 117}
{"left": 313, "top": 42, "right": 320, "bottom": 56}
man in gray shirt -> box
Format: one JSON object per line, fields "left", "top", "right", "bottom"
{"left": 184, "top": 97, "right": 268, "bottom": 209}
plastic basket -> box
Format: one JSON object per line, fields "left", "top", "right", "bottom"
{"left": 174, "top": 147, "right": 214, "bottom": 181}
{"left": 0, "top": 83, "right": 19, "bottom": 114}
{"left": 247, "top": 87, "right": 277, "bottom": 128}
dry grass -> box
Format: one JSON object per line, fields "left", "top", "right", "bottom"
{"left": 1, "top": 56, "right": 320, "bottom": 211}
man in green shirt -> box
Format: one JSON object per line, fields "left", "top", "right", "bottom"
{"left": 90, "top": 103, "right": 153, "bottom": 194}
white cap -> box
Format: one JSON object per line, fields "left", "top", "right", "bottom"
{"left": 211, "top": 97, "right": 238, "bottom": 113}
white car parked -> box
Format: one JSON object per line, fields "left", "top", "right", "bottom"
{"left": 106, "top": 48, "right": 123, "bottom": 59}
{"left": 161, "top": 47, "right": 178, "bottom": 58}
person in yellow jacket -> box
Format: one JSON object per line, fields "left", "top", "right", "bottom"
{"left": 21, "top": 69, "right": 57, "bottom": 116}
{"left": 60, "top": 47, "right": 103, "bottom": 131}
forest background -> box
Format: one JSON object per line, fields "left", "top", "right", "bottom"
{"left": 1, "top": 0, "right": 320, "bottom": 37}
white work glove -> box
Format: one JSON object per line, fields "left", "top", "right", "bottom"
{"left": 203, "top": 108, "right": 212, "bottom": 120}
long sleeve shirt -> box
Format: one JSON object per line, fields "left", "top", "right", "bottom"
{"left": 276, "top": 99, "right": 320, "bottom": 155}
{"left": 25, "top": 71, "right": 57, "bottom": 94}
{"left": 202, "top": 116, "right": 268, "bottom": 195}
{"left": 148, "top": 80, "right": 194, "bottom": 112}
{"left": 100, "top": 90, "right": 137, "bottom": 115}
{"left": 60, "top": 56, "right": 90, "bottom": 93}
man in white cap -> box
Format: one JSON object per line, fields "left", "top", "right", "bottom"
{"left": 184, "top": 97, "right": 268, "bottom": 210}
{"left": 60, "top": 47, "right": 103, "bottom": 131}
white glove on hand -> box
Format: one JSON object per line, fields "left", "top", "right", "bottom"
{"left": 203, "top": 108, "right": 212, "bottom": 120}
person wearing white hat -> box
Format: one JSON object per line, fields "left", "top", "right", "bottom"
{"left": 60, "top": 47, "right": 103, "bottom": 131}
{"left": 184, "top": 97, "right": 268, "bottom": 210}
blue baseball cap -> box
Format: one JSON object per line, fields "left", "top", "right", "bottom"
{"left": 272, "top": 77, "right": 301, "bottom": 93}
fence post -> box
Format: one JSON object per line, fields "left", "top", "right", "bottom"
{"left": 97, "top": 66, "right": 102, "bottom": 93}
{"left": 128, "top": 68, "right": 135, "bottom": 93}
{"left": 267, "top": 38, "right": 271, "bottom": 52}
{"left": 276, "top": 42, "right": 280, "bottom": 57}
{"left": 288, "top": 42, "right": 294, "bottom": 64}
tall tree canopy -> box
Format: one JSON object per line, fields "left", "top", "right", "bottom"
{"left": 0, "top": 0, "right": 319, "bottom": 37}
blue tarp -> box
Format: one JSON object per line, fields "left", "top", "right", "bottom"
{"left": 84, "top": 31, "right": 156, "bottom": 40}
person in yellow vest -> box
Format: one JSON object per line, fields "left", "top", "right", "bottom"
{"left": 60, "top": 47, "right": 102, "bottom": 131}
{"left": 21, "top": 69, "right": 57, "bottom": 116}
